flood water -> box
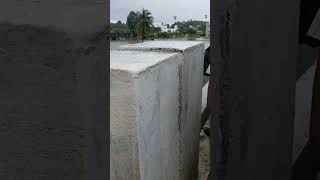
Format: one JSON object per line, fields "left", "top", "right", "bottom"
{"left": 110, "top": 40, "right": 210, "bottom": 50}
{"left": 110, "top": 40, "right": 138, "bottom": 50}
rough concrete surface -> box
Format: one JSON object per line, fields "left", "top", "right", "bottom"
{"left": 0, "top": 0, "right": 107, "bottom": 36}
{"left": 111, "top": 50, "right": 183, "bottom": 180}
{"left": 121, "top": 41, "right": 204, "bottom": 180}
{"left": 0, "top": 1, "right": 108, "bottom": 179}
{"left": 121, "top": 41, "right": 204, "bottom": 53}
{"left": 0, "top": 22, "right": 108, "bottom": 180}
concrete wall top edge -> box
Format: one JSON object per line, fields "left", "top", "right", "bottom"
{"left": 110, "top": 50, "right": 181, "bottom": 75}
{"left": 0, "top": 0, "right": 107, "bottom": 36}
{"left": 120, "top": 41, "right": 205, "bottom": 53}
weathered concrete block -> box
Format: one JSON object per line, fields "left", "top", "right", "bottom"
{"left": 0, "top": 1, "right": 108, "bottom": 179}
{"left": 121, "top": 41, "right": 204, "bottom": 179}
{"left": 111, "top": 50, "right": 183, "bottom": 180}
{"left": 0, "top": 23, "right": 107, "bottom": 180}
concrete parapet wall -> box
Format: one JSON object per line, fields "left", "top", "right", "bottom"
{"left": 121, "top": 41, "right": 204, "bottom": 179}
{"left": 111, "top": 41, "right": 204, "bottom": 180}
{"left": 0, "top": 1, "right": 108, "bottom": 179}
{"left": 111, "top": 50, "right": 183, "bottom": 180}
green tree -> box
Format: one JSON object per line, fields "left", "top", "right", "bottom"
{"left": 110, "top": 21, "right": 130, "bottom": 39}
{"left": 153, "top": 27, "right": 161, "bottom": 33}
{"left": 126, "top": 11, "right": 139, "bottom": 38}
{"left": 136, "top": 9, "right": 154, "bottom": 42}
{"left": 198, "top": 24, "right": 206, "bottom": 35}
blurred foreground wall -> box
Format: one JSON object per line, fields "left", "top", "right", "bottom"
{"left": 0, "top": 1, "right": 108, "bottom": 180}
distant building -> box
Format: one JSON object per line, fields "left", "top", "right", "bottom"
{"left": 154, "top": 23, "right": 178, "bottom": 33}
{"left": 171, "top": 25, "right": 178, "bottom": 33}
{"left": 189, "top": 25, "right": 196, "bottom": 30}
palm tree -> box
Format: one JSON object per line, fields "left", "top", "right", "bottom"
{"left": 127, "top": 11, "right": 139, "bottom": 38}
{"left": 136, "top": 9, "right": 154, "bottom": 42}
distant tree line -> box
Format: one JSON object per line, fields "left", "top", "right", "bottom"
{"left": 110, "top": 21, "right": 130, "bottom": 40}
{"left": 153, "top": 20, "right": 207, "bottom": 40}
{"left": 110, "top": 9, "right": 208, "bottom": 41}
{"left": 174, "top": 20, "right": 207, "bottom": 36}
{"left": 109, "top": 9, "right": 153, "bottom": 42}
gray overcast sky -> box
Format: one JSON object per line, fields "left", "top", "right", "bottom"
{"left": 111, "top": 0, "right": 210, "bottom": 24}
